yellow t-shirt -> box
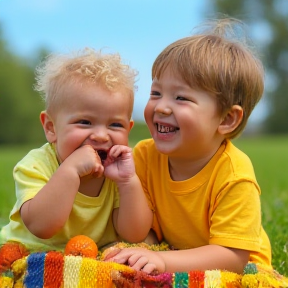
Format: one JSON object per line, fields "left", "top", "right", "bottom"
{"left": 0, "top": 143, "right": 120, "bottom": 251}
{"left": 133, "top": 138, "right": 271, "bottom": 266}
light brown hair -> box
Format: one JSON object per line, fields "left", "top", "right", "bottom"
{"left": 152, "top": 18, "right": 264, "bottom": 138}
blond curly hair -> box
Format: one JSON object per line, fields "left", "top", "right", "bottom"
{"left": 34, "top": 48, "right": 138, "bottom": 117}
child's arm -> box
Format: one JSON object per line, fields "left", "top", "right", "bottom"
{"left": 20, "top": 145, "right": 104, "bottom": 239}
{"left": 104, "top": 244, "right": 249, "bottom": 274}
{"left": 103, "top": 145, "right": 153, "bottom": 243}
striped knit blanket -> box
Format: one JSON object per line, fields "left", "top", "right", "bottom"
{"left": 0, "top": 240, "right": 287, "bottom": 288}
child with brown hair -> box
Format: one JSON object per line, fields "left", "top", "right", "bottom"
{"left": 104, "top": 18, "right": 271, "bottom": 274}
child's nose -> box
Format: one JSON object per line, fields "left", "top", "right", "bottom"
{"left": 154, "top": 100, "right": 172, "bottom": 115}
{"left": 89, "top": 128, "right": 109, "bottom": 142}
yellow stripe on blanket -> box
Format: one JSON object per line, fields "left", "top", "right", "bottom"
{"left": 1, "top": 240, "right": 288, "bottom": 288}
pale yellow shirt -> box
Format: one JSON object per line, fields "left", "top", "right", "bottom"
{"left": 133, "top": 139, "right": 271, "bottom": 266}
{"left": 0, "top": 143, "right": 120, "bottom": 251}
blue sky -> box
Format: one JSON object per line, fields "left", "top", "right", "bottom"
{"left": 0, "top": 0, "right": 268, "bottom": 123}
{"left": 0, "top": 0, "right": 208, "bottom": 121}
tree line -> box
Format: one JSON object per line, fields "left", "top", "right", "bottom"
{"left": 210, "top": 0, "right": 288, "bottom": 133}
{"left": 1, "top": 1, "right": 288, "bottom": 145}
{"left": 0, "top": 26, "right": 46, "bottom": 145}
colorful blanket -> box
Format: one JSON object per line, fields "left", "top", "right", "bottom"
{"left": 0, "top": 239, "right": 287, "bottom": 288}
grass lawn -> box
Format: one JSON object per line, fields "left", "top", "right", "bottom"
{"left": 0, "top": 126, "right": 288, "bottom": 275}
{"left": 234, "top": 135, "right": 288, "bottom": 275}
{"left": 0, "top": 144, "right": 35, "bottom": 227}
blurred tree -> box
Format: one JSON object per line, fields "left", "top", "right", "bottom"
{"left": 0, "top": 25, "right": 48, "bottom": 144}
{"left": 207, "top": 0, "right": 288, "bottom": 133}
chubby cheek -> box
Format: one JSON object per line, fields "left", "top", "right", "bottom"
{"left": 55, "top": 135, "right": 81, "bottom": 163}
{"left": 112, "top": 131, "right": 130, "bottom": 146}
{"left": 54, "top": 142, "right": 73, "bottom": 163}
{"left": 144, "top": 103, "right": 154, "bottom": 130}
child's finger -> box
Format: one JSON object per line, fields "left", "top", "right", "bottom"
{"left": 128, "top": 255, "right": 149, "bottom": 270}
{"left": 141, "top": 263, "right": 158, "bottom": 274}
{"left": 109, "top": 145, "right": 131, "bottom": 158}
{"left": 102, "top": 247, "right": 122, "bottom": 260}
{"left": 92, "top": 163, "right": 104, "bottom": 178}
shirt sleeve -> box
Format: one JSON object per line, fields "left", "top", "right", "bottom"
{"left": 133, "top": 140, "right": 163, "bottom": 242}
{"left": 11, "top": 146, "right": 57, "bottom": 217}
{"left": 133, "top": 141, "right": 152, "bottom": 209}
{"left": 209, "top": 180, "right": 262, "bottom": 252}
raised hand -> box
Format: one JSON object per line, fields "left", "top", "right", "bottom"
{"left": 62, "top": 144, "right": 104, "bottom": 178}
{"left": 103, "top": 145, "right": 135, "bottom": 183}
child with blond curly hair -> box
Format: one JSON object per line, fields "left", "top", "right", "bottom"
{"left": 0, "top": 48, "right": 152, "bottom": 251}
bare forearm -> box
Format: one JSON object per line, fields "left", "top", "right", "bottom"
{"left": 20, "top": 165, "right": 80, "bottom": 239}
{"left": 115, "top": 175, "right": 153, "bottom": 242}
{"left": 158, "top": 245, "right": 249, "bottom": 273}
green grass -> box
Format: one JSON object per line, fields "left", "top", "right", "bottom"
{"left": 0, "top": 144, "right": 35, "bottom": 227}
{"left": 233, "top": 135, "right": 288, "bottom": 275}
{"left": 1, "top": 127, "right": 288, "bottom": 275}
{"left": 129, "top": 121, "right": 151, "bottom": 146}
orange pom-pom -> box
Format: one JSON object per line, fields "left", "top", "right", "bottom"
{"left": 64, "top": 235, "right": 98, "bottom": 258}
{"left": 0, "top": 241, "right": 29, "bottom": 273}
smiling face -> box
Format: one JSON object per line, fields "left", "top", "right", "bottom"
{"left": 144, "top": 67, "right": 225, "bottom": 161}
{"left": 41, "top": 80, "right": 133, "bottom": 163}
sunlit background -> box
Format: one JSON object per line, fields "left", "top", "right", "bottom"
{"left": 1, "top": 0, "right": 288, "bottom": 143}
{"left": 0, "top": 0, "right": 207, "bottom": 120}
{"left": 1, "top": 1, "right": 288, "bottom": 275}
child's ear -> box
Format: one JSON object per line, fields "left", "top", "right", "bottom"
{"left": 129, "top": 120, "right": 134, "bottom": 131}
{"left": 218, "top": 105, "right": 243, "bottom": 135}
{"left": 40, "top": 111, "right": 56, "bottom": 143}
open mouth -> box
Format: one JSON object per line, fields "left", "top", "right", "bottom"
{"left": 97, "top": 150, "right": 107, "bottom": 164}
{"left": 156, "top": 123, "right": 179, "bottom": 133}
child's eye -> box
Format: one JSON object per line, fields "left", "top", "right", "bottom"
{"left": 78, "top": 120, "right": 91, "bottom": 125}
{"left": 150, "top": 90, "right": 161, "bottom": 98}
{"left": 176, "top": 96, "right": 188, "bottom": 101}
{"left": 110, "top": 123, "right": 123, "bottom": 128}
